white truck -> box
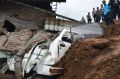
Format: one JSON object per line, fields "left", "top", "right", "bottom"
{"left": 0, "top": 28, "right": 85, "bottom": 79}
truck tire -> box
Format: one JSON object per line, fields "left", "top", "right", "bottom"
{"left": 30, "top": 74, "right": 58, "bottom": 79}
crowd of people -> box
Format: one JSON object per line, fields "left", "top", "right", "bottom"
{"left": 81, "top": 0, "right": 120, "bottom": 25}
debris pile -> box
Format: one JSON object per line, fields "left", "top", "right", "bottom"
{"left": 0, "top": 29, "right": 33, "bottom": 52}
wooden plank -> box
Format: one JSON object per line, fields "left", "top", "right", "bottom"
{"left": 0, "top": 65, "right": 8, "bottom": 74}
{"left": 14, "top": 55, "right": 23, "bottom": 79}
{"left": 0, "top": 73, "right": 15, "bottom": 79}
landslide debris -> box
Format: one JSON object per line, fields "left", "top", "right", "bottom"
{"left": 56, "top": 22, "right": 120, "bottom": 79}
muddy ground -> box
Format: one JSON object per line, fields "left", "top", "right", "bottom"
{"left": 56, "top": 22, "right": 120, "bottom": 79}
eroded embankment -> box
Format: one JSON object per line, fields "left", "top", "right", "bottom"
{"left": 56, "top": 22, "right": 120, "bottom": 79}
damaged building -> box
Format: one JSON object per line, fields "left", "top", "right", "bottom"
{"left": 0, "top": 0, "right": 68, "bottom": 31}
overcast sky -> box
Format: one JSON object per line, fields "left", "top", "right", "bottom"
{"left": 56, "top": 0, "right": 109, "bottom": 21}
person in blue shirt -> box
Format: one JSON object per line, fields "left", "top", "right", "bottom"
{"left": 102, "top": 0, "right": 113, "bottom": 25}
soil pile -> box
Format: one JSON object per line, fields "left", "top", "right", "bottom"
{"left": 56, "top": 23, "right": 120, "bottom": 79}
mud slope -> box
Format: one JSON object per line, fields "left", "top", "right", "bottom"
{"left": 56, "top": 22, "right": 120, "bottom": 79}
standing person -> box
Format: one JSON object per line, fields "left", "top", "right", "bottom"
{"left": 103, "top": 0, "right": 113, "bottom": 25}
{"left": 81, "top": 16, "right": 86, "bottom": 24}
{"left": 109, "top": 0, "right": 120, "bottom": 20}
{"left": 100, "top": 4, "right": 104, "bottom": 22}
{"left": 92, "top": 8, "right": 97, "bottom": 22}
{"left": 96, "top": 7, "right": 101, "bottom": 22}
{"left": 86, "top": 12, "right": 92, "bottom": 23}
{"left": 118, "top": 1, "right": 120, "bottom": 20}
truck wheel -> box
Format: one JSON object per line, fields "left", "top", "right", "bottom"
{"left": 30, "top": 74, "right": 58, "bottom": 79}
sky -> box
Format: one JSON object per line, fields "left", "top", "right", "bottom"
{"left": 56, "top": 0, "right": 109, "bottom": 21}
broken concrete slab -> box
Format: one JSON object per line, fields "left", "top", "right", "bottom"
{"left": 0, "top": 29, "right": 33, "bottom": 54}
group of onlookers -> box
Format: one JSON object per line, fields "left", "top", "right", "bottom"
{"left": 92, "top": 5, "right": 104, "bottom": 23}
{"left": 81, "top": 0, "right": 120, "bottom": 25}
